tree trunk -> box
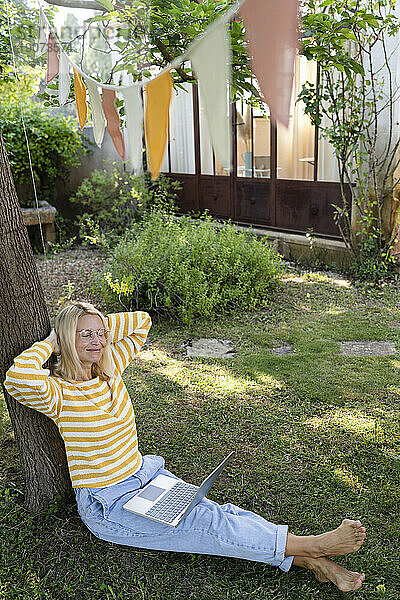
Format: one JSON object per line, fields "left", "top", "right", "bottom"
{"left": 0, "top": 131, "right": 71, "bottom": 511}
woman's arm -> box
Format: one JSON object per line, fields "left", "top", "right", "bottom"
{"left": 107, "top": 312, "right": 152, "bottom": 373}
{"left": 4, "top": 333, "right": 62, "bottom": 419}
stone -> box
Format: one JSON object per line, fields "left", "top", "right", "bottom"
{"left": 272, "top": 238, "right": 291, "bottom": 259}
{"left": 271, "top": 343, "right": 293, "bottom": 355}
{"left": 339, "top": 341, "right": 397, "bottom": 356}
{"left": 182, "top": 338, "right": 235, "bottom": 359}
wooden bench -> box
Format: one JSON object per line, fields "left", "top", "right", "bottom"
{"left": 21, "top": 201, "right": 57, "bottom": 246}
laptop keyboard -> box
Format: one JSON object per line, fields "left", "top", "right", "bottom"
{"left": 146, "top": 481, "right": 198, "bottom": 523}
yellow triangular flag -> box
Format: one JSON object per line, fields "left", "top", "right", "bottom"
{"left": 73, "top": 68, "right": 87, "bottom": 130}
{"left": 144, "top": 71, "right": 172, "bottom": 180}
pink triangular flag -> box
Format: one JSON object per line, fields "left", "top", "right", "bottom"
{"left": 101, "top": 89, "right": 126, "bottom": 161}
{"left": 47, "top": 32, "right": 59, "bottom": 84}
{"left": 239, "top": 0, "right": 299, "bottom": 127}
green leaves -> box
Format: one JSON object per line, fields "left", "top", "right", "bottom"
{"left": 87, "top": 15, "right": 109, "bottom": 23}
{"left": 0, "top": 102, "right": 85, "bottom": 206}
{"left": 94, "top": 0, "right": 114, "bottom": 12}
{"left": 300, "top": 0, "right": 400, "bottom": 274}
{"left": 100, "top": 210, "right": 283, "bottom": 322}
{"left": 362, "top": 13, "right": 380, "bottom": 28}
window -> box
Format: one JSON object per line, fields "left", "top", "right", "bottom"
{"left": 277, "top": 54, "right": 316, "bottom": 181}
{"left": 161, "top": 83, "right": 195, "bottom": 174}
{"left": 236, "top": 100, "right": 271, "bottom": 178}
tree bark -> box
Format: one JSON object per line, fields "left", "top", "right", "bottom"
{"left": 0, "top": 131, "right": 71, "bottom": 511}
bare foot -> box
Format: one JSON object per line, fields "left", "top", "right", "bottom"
{"left": 313, "top": 519, "right": 366, "bottom": 557}
{"left": 286, "top": 519, "right": 366, "bottom": 559}
{"left": 294, "top": 556, "right": 365, "bottom": 592}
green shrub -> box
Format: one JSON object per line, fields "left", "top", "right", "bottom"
{"left": 0, "top": 102, "right": 85, "bottom": 206}
{"left": 97, "top": 210, "right": 283, "bottom": 323}
{"left": 349, "top": 227, "right": 398, "bottom": 283}
{"left": 70, "top": 167, "right": 181, "bottom": 243}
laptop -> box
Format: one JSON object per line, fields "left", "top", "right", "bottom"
{"left": 123, "top": 452, "right": 234, "bottom": 527}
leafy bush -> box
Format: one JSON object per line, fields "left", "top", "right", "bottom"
{"left": 97, "top": 210, "right": 283, "bottom": 323}
{"left": 0, "top": 103, "right": 85, "bottom": 206}
{"left": 71, "top": 167, "right": 180, "bottom": 242}
{"left": 351, "top": 232, "right": 398, "bottom": 283}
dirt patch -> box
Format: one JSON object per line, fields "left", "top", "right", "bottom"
{"left": 34, "top": 247, "right": 108, "bottom": 320}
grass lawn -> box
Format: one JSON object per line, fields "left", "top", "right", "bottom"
{"left": 0, "top": 264, "right": 399, "bottom": 599}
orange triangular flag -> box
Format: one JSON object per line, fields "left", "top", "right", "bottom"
{"left": 101, "top": 89, "right": 126, "bottom": 161}
{"left": 73, "top": 68, "right": 87, "bottom": 130}
{"left": 144, "top": 71, "right": 172, "bottom": 180}
{"left": 47, "top": 32, "right": 59, "bottom": 84}
{"left": 239, "top": 0, "right": 299, "bottom": 127}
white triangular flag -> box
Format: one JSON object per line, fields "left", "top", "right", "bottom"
{"left": 86, "top": 79, "right": 106, "bottom": 147}
{"left": 122, "top": 86, "right": 144, "bottom": 175}
{"left": 58, "top": 52, "right": 70, "bottom": 106}
{"left": 190, "top": 22, "right": 232, "bottom": 170}
{"left": 35, "top": 8, "right": 48, "bottom": 58}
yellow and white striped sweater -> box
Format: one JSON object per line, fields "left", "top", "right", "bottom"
{"left": 4, "top": 311, "right": 151, "bottom": 488}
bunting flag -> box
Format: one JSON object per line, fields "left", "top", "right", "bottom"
{"left": 73, "top": 68, "right": 87, "bottom": 130}
{"left": 46, "top": 32, "right": 59, "bottom": 84}
{"left": 86, "top": 80, "right": 106, "bottom": 147}
{"left": 144, "top": 71, "right": 172, "bottom": 180}
{"left": 190, "top": 22, "right": 231, "bottom": 170}
{"left": 58, "top": 52, "right": 70, "bottom": 106}
{"left": 35, "top": 8, "right": 47, "bottom": 58}
{"left": 239, "top": 0, "right": 298, "bottom": 128}
{"left": 122, "top": 86, "right": 144, "bottom": 175}
{"left": 35, "top": 0, "right": 298, "bottom": 177}
{"left": 101, "top": 89, "right": 126, "bottom": 161}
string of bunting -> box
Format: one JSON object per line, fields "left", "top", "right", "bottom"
{"left": 36, "top": 0, "right": 298, "bottom": 180}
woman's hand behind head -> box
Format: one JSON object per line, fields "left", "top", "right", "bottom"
{"left": 46, "top": 328, "right": 61, "bottom": 355}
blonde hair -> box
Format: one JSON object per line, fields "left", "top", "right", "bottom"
{"left": 50, "top": 301, "right": 114, "bottom": 382}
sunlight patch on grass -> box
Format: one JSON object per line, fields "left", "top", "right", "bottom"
{"left": 181, "top": 364, "right": 270, "bottom": 397}
{"left": 138, "top": 348, "right": 284, "bottom": 398}
{"left": 252, "top": 371, "right": 287, "bottom": 391}
{"left": 386, "top": 384, "right": 400, "bottom": 394}
{"left": 325, "top": 307, "right": 347, "bottom": 315}
{"left": 284, "top": 274, "right": 305, "bottom": 284}
{"left": 333, "top": 466, "right": 363, "bottom": 491}
{"left": 306, "top": 409, "right": 377, "bottom": 434}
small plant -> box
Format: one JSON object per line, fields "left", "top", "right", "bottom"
{"left": 46, "top": 237, "right": 77, "bottom": 256}
{"left": 97, "top": 210, "right": 283, "bottom": 323}
{"left": 57, "top": 280, "right": 76, "bottom": 306}
{"left": 70, "top": 166, "right": 180, "bottom": 244}
{"left": 351, "top": 231, "right": 397, "bottom": 283}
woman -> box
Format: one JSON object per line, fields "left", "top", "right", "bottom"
{"left": 4, "top": 301, "right": 366, "bottom": 592}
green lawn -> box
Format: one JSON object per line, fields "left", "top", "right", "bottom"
{"left": 1, "top": 267, "right": 399, "bottom": 599}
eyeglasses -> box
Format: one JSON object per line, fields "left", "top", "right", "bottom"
{"left": 76, "top": 328, "right": 110, "bottom": 341}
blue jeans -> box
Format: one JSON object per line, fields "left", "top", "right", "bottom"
{"left": 75, "top": 455, "right": 294, "bottom": 572}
